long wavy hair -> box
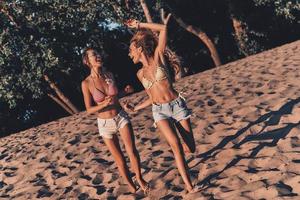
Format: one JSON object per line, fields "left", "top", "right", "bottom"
{"left": 130, "top": 29, "right": 184, "bottom": 81}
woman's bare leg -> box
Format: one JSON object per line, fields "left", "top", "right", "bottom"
{"left": 176, "top": 118, "right": 196, "bottom": 153}
{"left": 103, "top": 135, "right": 136, "bottom": 193}
{"left": 119, "top": 123, "right": 148, "bottom": 190}
{"left": 156, "top": 119, "right": 193, "bottom": 191}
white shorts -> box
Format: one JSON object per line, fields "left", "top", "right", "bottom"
{"left": 97, "top": 110, "right": 130, "bottom": 139}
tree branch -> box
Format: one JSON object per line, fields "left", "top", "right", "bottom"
{"left": 44, "top": 75, "right": 79, "bottom": 114}
{"left": 173, "top": 15, "right": 221, "bottom": 67}
{"left": 47, "top": 93, "right": 74, "bottom": 115}
{"left": 139, "top": 0, "right": 153, "bottom": 23}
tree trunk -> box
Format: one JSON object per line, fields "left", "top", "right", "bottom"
{"left": 173, "top": 16, "right": 222, "bottom": 67}
{"left": 232, "top": 17, "right": 248, "bottom": 56}
{"left": 125, "top": 0, "right": 130, "bottom": 9}
{"left": 47, "top": 93, "right": 74, "bottom": 115}
{"left": 44, "top": 75, "right": 79, "bottom": 114}
{"left": 139, "top": 0, "right": 153, "bottom": 23}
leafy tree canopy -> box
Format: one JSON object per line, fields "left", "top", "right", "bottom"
{"left": 0, "top": 0, "right": 299, "bottom": 136}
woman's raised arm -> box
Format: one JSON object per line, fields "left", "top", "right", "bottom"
{"left": 126, "top": 12, "right": 171, "bottom": 55}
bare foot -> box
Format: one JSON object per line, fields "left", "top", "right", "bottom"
{"left": 187, "top": 185, "right": 202, "bottom": 194}
{"left": 136, "top": 177, "right": 150, "bottom": 195}
{"left": 128, "top": 185, "right": 137, "bottom": 193}
{"left": 126, "top": 177, "right": 138, "bottom": 193}
{"left": 186, "top": 185, "right": 193, "bottom": 193}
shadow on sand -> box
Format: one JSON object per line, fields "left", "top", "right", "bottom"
{"left": 191, "top": 97, "right": 300, "bottom": 188}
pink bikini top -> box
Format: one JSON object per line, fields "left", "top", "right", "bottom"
{"left": 91, "top": 77, "right": 118, "bottom": 103}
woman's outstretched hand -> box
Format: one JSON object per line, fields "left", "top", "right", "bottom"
{"left": 125, "top": 19, "right": 140, "bottom": 29}
{"left": 161, "top": 9, "right": 171, "bottom": 25}
{"left": 123, "top": 100, "right": 136, "bottom": 113}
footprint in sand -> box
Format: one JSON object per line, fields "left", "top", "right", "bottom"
{"left": 92, "top": 174, "right": 102, "bottom": 185}
{"left": 1, "top": 154, "right": 11, "bottom": 162}
{"left": 92, "top": 158, "right": 114, "bottom": 166}
{"left": 163, "top": 156, "right": 174, "bottom": 162}
{"left": 194, "top": 100, "right": 205, "bottom": 107}
{"left": 150, "top": 138, "right": 160, "bottom": 146}
{"left": 78, "top": 193, "right": 91, "bottom": 200}
{"left": 65, "top": 152, "right": 76, "bottom": 160}
{"left": 79, "top": 171, "right": 92, "bottom": 181}
{"left": 4, "top": 171, "right": 16, "bottom": 177}
{"left": 29, "top": 173, "right": 46, "bottom": 186}
{"left": 0, "top": 181, "right": 7, "bottom": 189}
{"left": 93, "top": 185, "right": 106, "bottom": 195}
{"left": 140, "top": 137, "right": 150, "bottom": 144}
{"left": 207, "top": 98, "right": 217, "bottom": 107}
{"left": 108, "top": 173, "right": 119, "bottom": 184}
{"left": 36, "top": 186, "right": 53, "bottom": 198}
{"left": 152, "top": 150, "right": 163, "bottom": 157}
{"left": 51, "top": 169, "right": 67, "bottom": 179}
{"left": 291, "top": 136, "right": 300, "bottom": 147}
{"left": 90, "top": 146, "right": 101, "bottom": 153}
{"left": 275, "top": 181, "right": 297, "bottom": 197}
{"left": 68, "top": 135, "right": 81, "bottom": 145}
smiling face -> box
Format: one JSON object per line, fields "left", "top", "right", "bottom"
{"left": 85, "top": 49, "right": 102, "bottom": 69}
{"left": 128, "top": 42, "right": 142, "bottom": 64}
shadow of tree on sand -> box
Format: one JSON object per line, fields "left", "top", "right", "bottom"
{"left": 196, "top": 121, "right": 300, "bottom": 187}
{"left": 191, "top": 97, "right": 300, "bottom": 168}
{"left": 189, "top": 97, "right": 300, "bottom": 188}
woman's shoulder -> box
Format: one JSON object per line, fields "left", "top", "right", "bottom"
{"left": 136, "top": 69, "right": 144, "bottom": 78}
{"left": 81, "top": 76, "right": 91, "bottom": 86}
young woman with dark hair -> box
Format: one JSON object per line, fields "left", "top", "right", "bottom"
{"left": 81, "top": 47, "right": 149, "bottom": 194}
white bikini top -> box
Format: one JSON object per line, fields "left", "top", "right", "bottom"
{"left": 141, "top": 66, "right": 168, "bottom": 89}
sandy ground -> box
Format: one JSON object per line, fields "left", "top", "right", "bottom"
{"left": 1, "top": 40, "right": 300, "bottom": 200}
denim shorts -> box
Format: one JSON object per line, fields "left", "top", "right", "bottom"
{"left": 97, "top": 110, "right": 130, "bottom": 139}
{"left": 152, "top": 96, "right": 191, "bottom": 123}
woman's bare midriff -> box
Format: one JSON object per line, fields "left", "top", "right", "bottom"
{"left": 148, "top": 81, "right": 178, "bottom": 104}
{"left": 97, "top": 97, "right": 122, "bottom": 119}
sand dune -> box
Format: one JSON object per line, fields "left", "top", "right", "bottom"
{"left": 1, "top": 40, "right": 300, "bottom": 199}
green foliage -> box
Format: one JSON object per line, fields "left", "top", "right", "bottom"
{"left": 0, "top": 0, "right": 299, "bottom": 136}
{"left": 0, "top": 0, "right": 145, "bottom": 109}
{"left": 253, "top": 0, "right": 300, "bottom": 22}
{"left": 0, "top": 27, "right": 59, "bottom": 107}
{"left": 235, "top": 23, "right": 266, "bottom": 56}
{"left": 226, "top": 0, "right": 299, "bottom": 56}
